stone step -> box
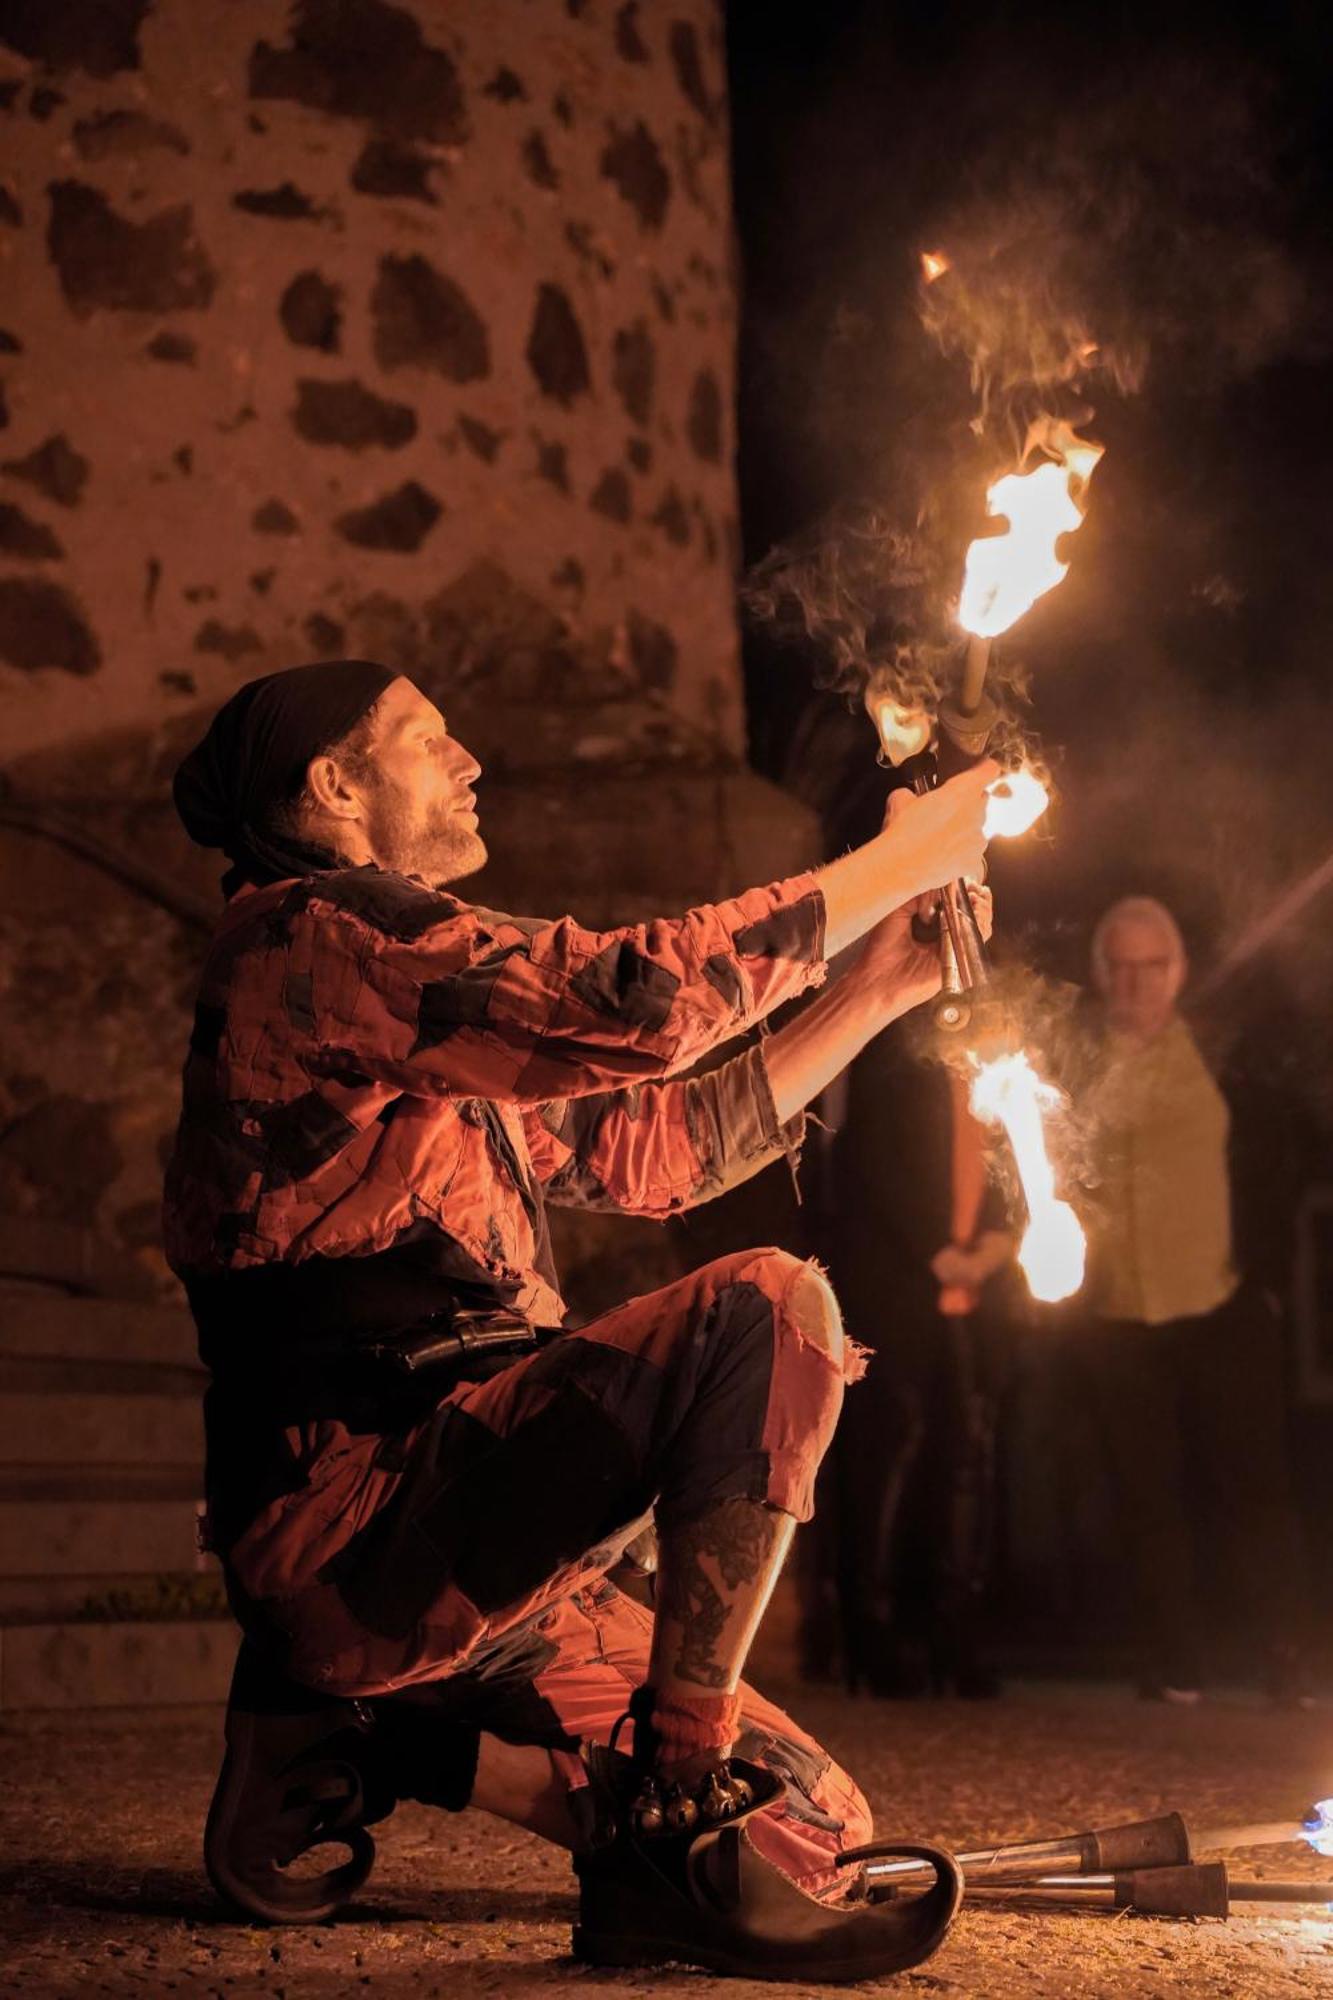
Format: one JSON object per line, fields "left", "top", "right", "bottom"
{"left": 0, "top": 1616, "right": 237, "bottom": 1710}
{"left": 0, "top": 1391, "right": 203, "bottom": 1466}
{"left": 0, "top": 1498, "right": 204, "bottom": 1577}
{"left": 0, "top": 1290, "right": 197, "bottom": 1368}
{"left": 0, "top": 1568, "right": 219, "bottom": 1623}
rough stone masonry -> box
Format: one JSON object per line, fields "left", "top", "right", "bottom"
{"left": 0, "top": 2, "right": 815, "bottom": 1283}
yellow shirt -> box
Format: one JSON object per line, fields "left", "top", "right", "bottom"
{"left": 1089, "top": 1017, "right": 1237, "bottom": 1326}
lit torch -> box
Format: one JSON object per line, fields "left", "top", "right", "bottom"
{"left": 969, "top": 1050, "right": 1085, "bottom": 1304}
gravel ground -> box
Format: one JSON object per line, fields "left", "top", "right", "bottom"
{"left": 3, "top": 1680, "right": 1333, "bottom": 1998}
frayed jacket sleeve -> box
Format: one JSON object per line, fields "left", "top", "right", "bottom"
{"left": 522, "top": 1040, "right": 806, "bottom": 1218}
{"left": 288, "top": 868, "right": 827, "bottom": 1104}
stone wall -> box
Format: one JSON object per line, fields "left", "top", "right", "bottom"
{"left": 0, "top": 0, "right": 741, "bottom": 755}
{"left": 0, "top": 1, "right": 818, "bottom": 1293}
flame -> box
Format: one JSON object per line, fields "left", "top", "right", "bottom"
{"left": 969, "top": 1050, "right": 1085, "bottom": 1303}
{"left": 1304, "top": 1802, "right": 1333, "bottom": 1859}
{"left": 921, "top": 249, "right": 951, "bottom": 284}
{"left": 867, "top": 691, "right": 933, "bottom": 767}
{"left": 984, "top": 767, "right": 1049, "bottom": 840}
{"left": 958, "top": 423, "right": 1104, "bottom": 640}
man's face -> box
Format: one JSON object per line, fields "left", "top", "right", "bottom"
{"left": 1099, "top": 915, "right": 1182, "bottom": 1039}
{"left": 352, "top": 677, "right": 487, "bottom": 886}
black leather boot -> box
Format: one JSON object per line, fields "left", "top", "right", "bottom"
{"left": 573, "top": 1708, "right": 962, "bottom": 1983}
{"left": 204, "top": 1639, "right": 396, "bottom": 1923}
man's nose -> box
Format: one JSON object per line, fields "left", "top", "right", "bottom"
{"left": 444, "top": 737, "right": 482, "bottom": 785}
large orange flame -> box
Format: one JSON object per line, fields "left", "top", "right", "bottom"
{"left": 984, "top": 766, "right": 1049, "bottom": 840}
{"left": 959, "top": 421, "right": 1103, "bottom": 640}
{"left": 969, "top": 1050, "right": 1085, "bottom": 1303}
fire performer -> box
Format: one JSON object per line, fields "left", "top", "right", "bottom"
{"left": 1074, "top": 895, "right": 1312, "bottom": 1703}
{"left": 164, "top": 659, "right": 994, "bottom": 1981}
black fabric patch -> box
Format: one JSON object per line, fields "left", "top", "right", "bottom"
{"left": 701, "top": 952, "right": 745, "bottom": 1016}
{"left": 189, "top": 1001, "right": 227, "bottom": 1060}
{"left": 733, "top": 893, "right": 821, "bottom": 963}
{"left": 412, "top": 943, "right": 527, "bottom": 1049}
{"left": 257, "top": 1090, "right": 357, "bottom": 1186}
{"left": 310, "top": 866, "right": 456, "bottom": 942}
{"left": 284, "top": 969, "right": 316, "bottom": 1034}
{"left": 569, "top": 940, "right": 679, "bottom": 1032}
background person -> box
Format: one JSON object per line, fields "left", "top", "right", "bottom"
{"left": 1073, "top": 894, "right": 1312, "bottom": 1701}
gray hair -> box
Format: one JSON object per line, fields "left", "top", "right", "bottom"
{"left": 1090, "top": 896, "right": 1187, "bottom": 993}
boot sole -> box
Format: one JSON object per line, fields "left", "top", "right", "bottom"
{"left": 572, "top": 1922, "right": 945, "bottom": 1984}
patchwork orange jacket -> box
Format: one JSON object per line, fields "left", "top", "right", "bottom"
{"left": 164, "top": 865, "right": 828, "bottom": 1336}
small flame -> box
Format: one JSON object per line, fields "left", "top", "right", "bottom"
{"left": 921, "top": 249, "right": 951, "bottom": 284}
{"left": 984, "top": 767, "right": 1049, "bottom": 840}
{"left": 970, "top": 1050, "right": 1085, "bottom": 1303}
{"left": 866, "top": 688, "right": 933, "bottom": 767}
{"left": 958, "top": 423, "right": 1104, "bottom": 640}
{"left": 1304, "top": 1801, "right": 1333, "bottom": 1858}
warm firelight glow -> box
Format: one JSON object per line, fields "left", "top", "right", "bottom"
{"left": 1305, "top": 1801, "right": 1333, "bottom": 1859}
{"left": 969, "top": 1050, "right": 1085, "bottom": 1303}
{"left": 921, "top": 249, "right": 951, "bottom": 283}
{"left": 869, "top": 694, "right": 933, "bottom": 766}
{"left": 959, "top": 425, "right": 1104, "bottom": 640}
{"left": 984, "top": 767, "right": 1049, "bottom": 840}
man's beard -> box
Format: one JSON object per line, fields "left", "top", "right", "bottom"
{"left": 364, "top": 773, "right": 487, "bottom": 886}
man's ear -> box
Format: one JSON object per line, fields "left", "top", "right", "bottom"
{"left": 305, "top": 752, "right": 363, "bottom": 824}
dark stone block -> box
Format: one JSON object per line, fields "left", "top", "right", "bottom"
{"left": 527, "top": 284, "right": 590, "bottom": 406}
{"left": 73, "top": 109, "right": 189, "bottom": 159}
{"left": 373, "top": 253, "right": 489, "bottom": 380}
{"left": 279, "top": 270, "right": 341, "bottom": 350}
{"left": 550, "top": 556, "right": 585, "bottom": 597}
{"left": 612, "top": 320, "right": 655, "bottom": 425}
{"left": 0, "top": 1093, "right": 123, "bottom": 1220}
{"left": 293, "top": 376, "right": 416, "bottom": 450}
{"left": 351, "top": 137, "right": 437, "bottom": 203}
{"left": 28, "top": 88, "right": 64, "bottom": 121}
{"left": 522, "top": 130, "right": 559, "bottom": 191}
{"left": 552, "top": 91, "right": 574, "bottom": 128}
{"left": 589, "top": 467, "right": 631, "bottom": 523}
{"left": 651, "top": 277, "right": 676, "bottom": 322}
{"left": 614, "top": 4, "right": 649, "bottom": 62}
{"left": 565, "top": 220, "right": 615, "bottom": 279}
{"left": 335, "top": 480, "right": 441, "bottom": 551}
{"left": 232, "top": 182, "right": 331, "bottom": 221}
{"left": 0, "top": 81, "right": 20, "bottom": 111}
{"left": 304, "top": 612, "right": 345, "bottom": 651}
{"left": 2, "top": 433, "right": 89, "bottom": 506}
{"left": 194, "top": 620, "right": 262, "bottom": 660}
{"left": 0, "top": 576, "right": 100, "bottom": 673}
{"left": 627, "top": 609, "right": 677, "bottom": 692}
{"left": 457, "top": 414, "right": 502, "bottom": 462}
{"left": 172, "top": 444, "right": 194, "bottom": 474}
{"left": 0, "top": 329, "right": 20, "bottom": 353}
{"left": 600, "top": 121, "right": 670, "bottom": 231}
{"left": 534, "top": 436, "right": 569, "bottom": 491}
{"left": 687, "top": 368, "right": 723, "bottom": 462}
{"left": 669, "top": 20, "right": 716, "bottom": 123}
{"left": 625, "top": 435, "right": 652, "bottom": 472}
{"left": 252, "top": 498, "right": 299, "bottom": 534}
{"left": 0, "top": 0, "right": 149, "bottom": 77}
{"left": 146, "top": 330, "right": 197, "bottom": 363}
{"left": 0, "top": 501, "right": 62, "bottom": 558}
{"left": 0, "top": 184, "right": 20, "bottom": 226}
{"left": 249, "top": 568, "right": 276, "bottom": 595}
{"left": 484, "top": 67, "right": 527, "bottom": 104}
{"left": 47, "top": 182, "right": 217, "bottom": 316}
{"left": 651, "top": 485, "right": 690, "bottom": 546}
{"left": 160, "top": 668, "right": 197, "bottom": 696}
{"left": 249, "top": 0, "right": 468, "bottom": 145}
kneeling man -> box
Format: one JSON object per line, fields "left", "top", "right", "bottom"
{"left": 165, "top": 660, "right": 992, "bottom": 1981}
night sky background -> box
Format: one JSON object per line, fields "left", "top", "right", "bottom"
{"left": 726, "top": 0, "right": 1333, "bottom": 1157}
